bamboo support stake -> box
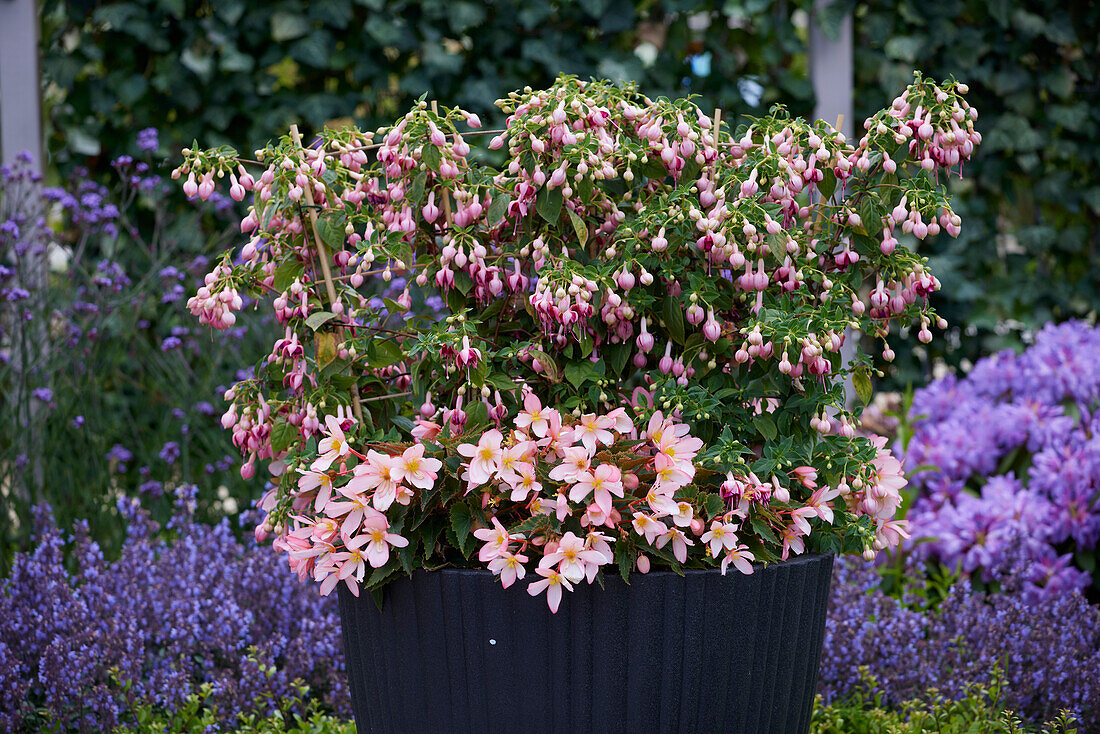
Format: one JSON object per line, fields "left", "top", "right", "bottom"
{"left": 288, "top": 123, "right": 364, "bottom": 424}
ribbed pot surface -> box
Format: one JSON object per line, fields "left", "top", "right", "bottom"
{"left": 338, "top": 553, "right": 833, "bottom": 734}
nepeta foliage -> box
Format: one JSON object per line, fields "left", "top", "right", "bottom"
{"left": 819, "top": 558, "right": 1100, "bottom": 727}
{"left": 902, "top": 321, "right": 1100, "bottom": 598}
{"left": 180, "top": 73, "right": 976, "bottom": 606}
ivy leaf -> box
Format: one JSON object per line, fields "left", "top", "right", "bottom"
{"left": 305, "top": 311, "right": 337, "bottom": 331}
{"left": 567, "top": 208, "right": 588, "bottom": 246}
{"left": 536, "top": 187, "right": 563, "bottom": 224}
{"left": 270, "top": 418, "right": 299, "bottom": 454}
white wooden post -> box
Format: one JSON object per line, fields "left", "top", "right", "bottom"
{"left": 809, "top": 0, "right": 857, "bottom": 406}
{"left": 0, "top": 0, "right": 44, "bottom": 169}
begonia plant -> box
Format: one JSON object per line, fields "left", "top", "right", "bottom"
{"left": 178, "top": 73, "right": 978, "bottom": 610}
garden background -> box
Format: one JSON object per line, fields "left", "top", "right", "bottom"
{"left": 2, "top": 0, "right": 1099, "bottom": 731}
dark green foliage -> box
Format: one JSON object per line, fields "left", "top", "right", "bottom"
{"left": 41, "top": 0, "right": 815, "bottom": 175}
{"left": 851, "top": 1, "right": 1100, "bottom": 384}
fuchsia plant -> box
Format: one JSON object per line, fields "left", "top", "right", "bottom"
{"left": 178, "top": 73, "right": 978, "bottom": 610}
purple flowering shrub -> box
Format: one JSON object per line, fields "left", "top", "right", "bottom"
{"left": 0, "top": 487, "right": 348, "bottom": 732}
{"left": 901, "top": 321, "right": 1100, "bottom": 598}
{"left": 819, "top": 557, "right": 1100, "bottom": 726}
{"left": 0, "top": 144, "right": 279, "bottom": 568}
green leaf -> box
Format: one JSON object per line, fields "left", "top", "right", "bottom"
{"left": 270, "top": 11, "right": 311, "bottom": 42}
{"left": 421, "top": 144, "right": 442, "bottom": 171}
{"left": 486, "top": 373, "right": 518, "bottom": 392}
{"left": 567, "top": 208, "right": 588, "bottom": 246}
{"left": 448, "top": 503, "right": 474, "bottom": 557}
{"left": 753, "top": 413, "right": 778, "bottom": 441}
{"left": 526, "top": 348, "right": 561, "bottom": 383}
{"left": 315, "top": 332, "right": 338, "bottom": 369}
{"left": 853, "top": 370, "right": 873, "bottom": 406}
{"left": 750, "top": 514, "right": 780, "bottom": 545}
{"left": 486, "top": 193, "right": 511, "bottom": 225}
{"left": 662, "top": 295, "right": 686, "bottom": 345}
{"left": 305, "top": 311, "right": 337, "bottom": 331}
{"left": 464, "top": 400, "right": 490, "bottom": 432}
{"left": 369, "top": 339, "right": 405, "bottom": 369}
{"left": 272, "top": 259, "right": 305, "bottom": 293}
{"left": 818, "top": 170, "right": 837, "bottom": 200}
{"left": 270, "top": 418, "right": 299, "bottom": 454}
{"left": 703, "top": 492, "right": 725, "bottom": 519}
{"left": 317, "top": 211, "right": 347, "bottom": 251}
{"left": 536, "top": 187, "right": 563, "bottom": 224}
{"left": 564, "top": 360, "right": 604, "bottom": 389}
{"left": 407, "top": 171, "right": 427, "bottom": 203}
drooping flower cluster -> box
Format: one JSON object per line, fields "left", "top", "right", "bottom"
{"left": 177, "top": 73, "right": 974, "bottom": 605}
{"left": 902, "top": 321, "right": 1100, "bottom": 597}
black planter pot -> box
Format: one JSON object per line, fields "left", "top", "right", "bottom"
{"left": 338, "top": 553, "right": 833, "bottom": 734}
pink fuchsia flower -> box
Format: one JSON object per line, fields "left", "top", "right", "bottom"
{"left": 719, "top": 545, "right": 755, "bottom": 575}
{"left": 457, "top": 428, "right": 504, "bottom": 488}
{"left": 487, "top": 551, "right": 528, "bottom": 588}
{"left": 528, "top": 567, "right": 574, "bottom": 613}
{"left": 352, "top": 508, "right": 410, "bottom": 568}
{"left": 396, "top": 443, "right": 442, "bottom": 490}
{"left": 701, "top": 519, "right": 740, "bottom": 557}
{"left": 411, "top": 418, "right": 442, "bottom": 442}
{"left": 655, "top": 527, "right": 694, "bottom": 563}
{"left": 790, "top": 465, "right": 819, "bottom": 489}
{"left": 297, "top": 468, "right": 334, "bottom": 513}
{"left": 568, "top": 464, "right": 624, "bottom": 515}
{"left": 548, "top": 445, "right": 592, "bottom": 484}
{"left": 632, "top": 512, "right": 668, "bottom": 544}
{"left": 541, "top": 531, "right": 608, "bottom": 583}
{"left": 515, "top": 391, "right": 551, "bottom": 437}
{"left": 455, "top": 335, "right": 481, "bottom": 368}
{"left": 574, "top": 413, "right": 615, "bottom": 454}
{"left": 473, "top": 516, "right": 517, "bottom": 562}
{"left": 312, "top": 414, "right": 351, "bottom": 471}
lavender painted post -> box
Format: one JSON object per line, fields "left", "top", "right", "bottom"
{"left": 0, "top": 0, "right": 47, "bottom": 496}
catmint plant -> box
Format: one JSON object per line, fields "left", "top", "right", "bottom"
{"left": 179, "top": 73, "right": 979, "bottom": 609}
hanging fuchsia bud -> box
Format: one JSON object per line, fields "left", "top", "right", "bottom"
{"left": 422, "top": 192, "right": 440, "bottom": 223}
{"left": 183, "top": 172, "right": 198, "bottom": 198}
{"left": 464, "top": 112, "right": 482, "bottom": 128}
{"left": 702, "top": 310, "right": 721, "bottom": 342}
{"left": 686, "top": 303, "right": 704, "bottom": 325}
{"left": 636, "top": 317, "right": 654, "bottom": 352}
{"left": 420, "top": 392, "right": 436, "bottom": 419}
{"left": 489, "top": 135, "right": 505, "bottom": 150}
{"left": 229, "top": 174, "right": 245, "bottom": 201}
{"left": 651, "top": 227, "right": 668, "bottom": 252}
{"left": 659, "top": 342, "right": 674, "bottom": 374}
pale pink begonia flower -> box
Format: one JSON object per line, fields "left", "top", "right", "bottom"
{"left": 352, "top": 450, "right": 404, "bottom": 511}
{"left": 671, "top": 501, "right": 694, "bottom": 528}
{"left": 540, "top": 531, "right": 607, "bottom": 584}
{"left": 645, "top": 410, "right": 691, "bottom": 445}
{"left": 397, "top": 443, "right": 443, "bottom": 490}
{"left": 632, "top": 512, "right": 668, "bottom": 544}
{"left": 651, "top": 457, "right": 693, "bottom": 495}
{"left": 701, "top": 519, "right": 740, "bottom": 557}
{"left": 488, "top": 551, "right": 528, "bottom": 588}
{"left": 456, "top": 429, "right": 504, "bottom": 488}
{"left": 352, "top": 507, "right": 409, "bottom": 568}
{"left": 548, "top": 445, "right": 591, "bottom": 484}
{"left": 297, "top": 468, "right": 334, "bottom": 513}
{"left": 574, "top": 413, "right": 615, "bottom": 454}
{"left": 325, "top": 489, "right": 376, "bottom": 538}
{"left": 720, "top": 545, "right": 756, "bottom": 575}
{"left": 528, "top": 567, "right": 574, "bottom": 613}
{"left": 780, "top": 522, "right": 806, "bottom": 560}
{"left": 506, "top": 462, "right": 542, "bottom": 502}
{"left": 655, "top": 526, "right": 694, "bottom": 563}
{"left": 568, "top": 464, "right": 624, "bottom": 515}
{"left": 498, "top": 441, "right": 535, "bottom": 484}
{"left": 514, "top": 392, "right": 551, "bottom": 437}
{"left": 645, "top": 488, "right": 680, "bottom": 518}
{"left": 312, "top": 414, "right": 351, "bottom": 471}
{"left": 604, "top": 406, "right": 635, "bottom": 435}
{"left": 539, "top": 409, "right": 575, "bottom": 458}
{"left": 473, "top": 517, "right": 517, "bottom": 562}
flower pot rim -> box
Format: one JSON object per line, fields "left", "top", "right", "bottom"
{"left": 414, "top": 552, "right": 832, "bottom": 579}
